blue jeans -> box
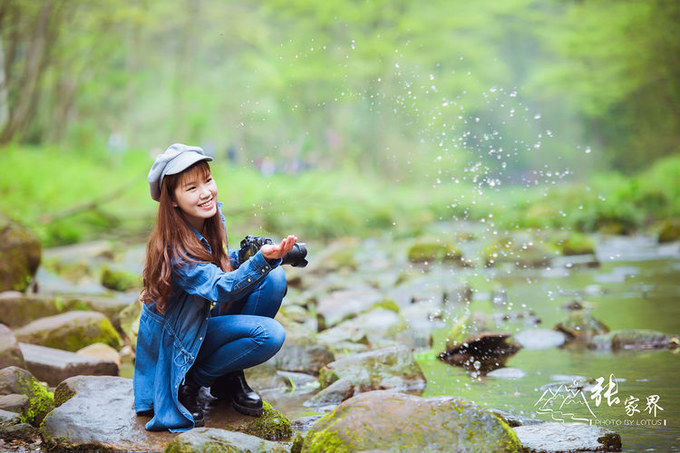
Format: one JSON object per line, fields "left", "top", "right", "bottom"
{"left": 189, "top": 267, "right": 287, "bottom": 387}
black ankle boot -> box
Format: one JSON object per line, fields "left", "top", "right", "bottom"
{"left": 210, "top": 370, "right": 264, "bottom": 416}
{"left": 178, "top": 376, "right": 205, "bottom": 427}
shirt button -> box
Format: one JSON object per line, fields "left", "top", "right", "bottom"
{"left": 248, "top": 278, "right": 251, "bottom": 282}
{"left": 199, "top": 337, "right": 203, "bottom": 341}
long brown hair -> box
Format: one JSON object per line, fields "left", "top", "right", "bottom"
{"left": 142, "top": 161, "right": 232, "bottom": 313}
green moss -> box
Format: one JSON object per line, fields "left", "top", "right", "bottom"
{"left": 18, "top": 378, "right": 55, "bottom": 426}
{"left": 370, "top": 298, "right": 400, "bottom": 313}
{"left": 407, "top": 240, "right": 462, "bottom": 263}
{"left": 241, "top": 402, "right": 292, "bottom": 441}
{"left": 42, "top": 316, "right": 122, "bottom": 352}
{"left": 304, "top": 428, "right": 349, "bottom": 453}
{"left": 658, "top": 219, "right": 680, "bottom": 243}
{"left": 556, "top": 232, "right": 596, "bottom": 255}
{"left": 100, "top": 266, "right": 142, "bottom": 291}
{"left": 318, "top": 368, "right": 339, "bottom": 389}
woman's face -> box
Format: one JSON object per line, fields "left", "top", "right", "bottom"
{"left": 173, "top": 168, "right": 218, "bottom": 232}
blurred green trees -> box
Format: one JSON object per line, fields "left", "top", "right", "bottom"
{"left": 1, "top": 0, "right": 678, "bottom": 178}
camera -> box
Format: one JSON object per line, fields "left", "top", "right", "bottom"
{"left": 238, "top": 235, "right": 308, "bottom": 268}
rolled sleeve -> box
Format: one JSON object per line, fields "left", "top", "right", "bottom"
{"left": 174, "top": 251, "right": 278, "bottom": 303}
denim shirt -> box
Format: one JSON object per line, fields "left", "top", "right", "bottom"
{"left": 133, "top": 203, "right": 280, "bottom": 432}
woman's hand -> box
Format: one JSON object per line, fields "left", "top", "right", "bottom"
{"left": 260, "top": 235, "right": 297, "bottom": 260}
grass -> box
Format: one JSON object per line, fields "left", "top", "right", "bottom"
{"left": 1, "top": 144, "right": 679, "bottom": 247}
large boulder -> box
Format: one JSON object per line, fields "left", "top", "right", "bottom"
{"left": 118, "top": 298, "right": 142, "bottom": 351}
{"left": 0, "top": 366, "right": 54, "bottom": 426}
{"left": 14, "top": 311, "right": 121, "bottom": 352}
{"left": 165, "top": 428, "right": 288, "bottom": 453}
{"left": 40, "top": 375, "right": 293, "bottom": 451}
{"left": 306, "top": 345, "right": 426, "bottom": 407}
{"left": 0, "top": 324, "right": 25, "bottom": 369}
{"left": 0, "top": 214, "right": 41, "bottom": 292}
{"left": 302, "top": 391, "right": 520, "bottom": 452}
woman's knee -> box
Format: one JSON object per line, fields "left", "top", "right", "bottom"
{"left": 265, "top": 267, "right": 287, "bottom": 299}
{"left": 261, "top": 318, "right": 286, "bottom": 353}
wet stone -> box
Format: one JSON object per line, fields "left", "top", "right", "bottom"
{"left": 514, "top": 328, "right": 566, "bottom": 350}
{"left": 0, "top": 324, "right": 25, "bottom": 370}
{"left": 19, "top": 343, "right": 119, "bottom": 386}
{"left": 514, "top": 422, "right": 622, "bottom": 452}
{"left": 165, "top": 427, "right": 288, "bottom": 453}
{"left": 0, "top": 394, "right": 29, "bottom": 414}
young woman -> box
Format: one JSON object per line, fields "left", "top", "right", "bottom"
{"left": 133, "top": 143, "right": 297, "bottom": 432}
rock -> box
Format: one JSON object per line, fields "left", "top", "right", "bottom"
{"left": 0, "top": 214, "right": 41, "bottom": 292}
{"left": 14, "top": 311, "right": 121, "bottom": 352}
{"left": 483, "top": 233, "right": 555, "bottom": 268}
{"left": 77, "top": 342, "right": 121, "bottom": 369}
{"left": 0, "top": 324, "right": 25, "bottom": 369}
{"left": 226, "top": 401, "right": 293, "bottom": 441}
{"left": 555, "top": 232, "right": 596, "bottom": 256}
{"left": 514, "top": 422, "right": 621, "bottom": 452}
{"left": 42, "top": 240, "right": 115, "bottom": 264}
{"left": 0, "top": 366, "right": 54, "bottom": 426}
{"left": 514, "top": 328, "right": 566, "bottom": 350}
{"left": 307, "top": 345, "right": 426, "bottom": 407}
{"left": 272, "top": 315, "right": 334, "bottom": 374}
{"left": 0, "top": 408, "right": 37, "bottom": 442}
{"left": 589, "top": 329, "right": 678, "bottom": 350}
{"left": 657, "top": 219, "right": 680, "bottom": 243}
{"left": 316, "top": 308, "right": 407, "bottom": 352}
{"left": 0, "top": 291, "right": 130, "bottom": 328}
{"left": 487, "top": 368, "right": 528, "bottom": 379}
{"left": 40, "top": 375, "right": 293, "bottom": 451}
{"left": 302, "top": 391, "right": 520, "bottom": 452}
{"left": 0, "top": 393, "right": 29, "bottom": 413}
{"left": 100, "top": 266, "right": 141, "bottom": 292}
{"left": 555, "top": 310, "right": 610, "bottom": 341}
{"left": 407, "top": 238, "right": 463, "bottom": 264}
{"left": 444, "top": 311, "right": 496, "bottom": 350}
{"left": 19, "top": 343, "right": 118, "bottom": 386}
{"left": 439, "top": 332, "right": 521, "bottom": 374}
{"left": 165, "top": 427, "right": 288, "bottom": 452}
{"left": 315, "top": 287, "right": 385, "bottom": 329}
{"left": 119, "top": 298, "right": 142, "bottom": 351}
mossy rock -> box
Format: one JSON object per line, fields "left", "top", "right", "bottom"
{"left": 445, "top": 311, "right": 495, "bottom": 350}
{"left": 227, "top": 402, "right": 293, "bottom": 441}
{"left": 556, "top": 232, "right": 596, "bottom": 256}
{"left": 14, "top": 311, "right": 122, "bottom": 352}
{"left": 589, "top": 329, "right": 677, "bottom": 350}
{"left": 100, "top": 266, "right": 142, "bottom": 292}
{"left": 482, "top": 234, "right": 555, "bottom": 268}
{"left": 302, "top": 391, "right": 520, "bottom": 452}
{"left": 407, "top": 239, "right": 462, "bottom": 264}
{"left": 658, "top": 219, "right": 680, "bottom": 243}
{"left": 118, "top": 298, "right": 143, "bottom": 351}
{"left": 0, "top": 366, "right": 54, "bottom": 426}
{"left": 554, "top": 310, "right": 609, "bottom": 340}
{"left": 0, "top": 213, "right": 41, "bottom": 292}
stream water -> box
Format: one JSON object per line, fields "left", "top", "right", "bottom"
{"left": 262, "top": 235, "right": 680, "bottom": 452}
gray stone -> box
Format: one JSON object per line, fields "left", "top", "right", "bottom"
{"left": 40, "top": 375, "right": 292, "bottom": 451}
{"left": 487, "top": 367, "right": 528, "bottom": 379}
{"left": 0, "top": 407, "right": 36, "bottom": 442}
{"left": 303, "top": 391, "right": 520, "bottom": 452}
{"left": 515, "top": 328, "right": 567, "bottom": 350}
{"left": 307, "top": 345, "right": 426, "bottom": 407}
{"left": 316, "top": 287, "right": 384, "bottom": 328}
{"left": 14, "top": 310, "right": 121, "bottom": 352}
{"left": 19, "top": 343, "right": 118, "bottom": 386}
{"left": 514, "top": 422, "right": 622, "bottom": 452}
{"left": 554, "top": 310, "right": 609, "bottom": 341}
{"left": 316, "top": 308, "right": 406, "bottom": 352}
{"left": 0, "top": 323, "right": 25, "bottom": 369}
{"left": 165, "top": 427, "right": 288, "bottom": 452}
{"left": 272, "top": 316, "right": 334, "bottom": 374}
{"left": 0, "top": 394, "right": 29, "bottom": 413}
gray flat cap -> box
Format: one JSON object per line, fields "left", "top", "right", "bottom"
{"left": 148, "top": 143, "right": 213, "bottom": 201}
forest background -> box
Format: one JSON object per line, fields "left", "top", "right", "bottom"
{"left": 1, "top": 0, "right": 679, "bottom": 247}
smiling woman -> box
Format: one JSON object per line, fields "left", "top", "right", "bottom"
{"left": 135, "top": 143, "right": 298, "bottom": 433}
